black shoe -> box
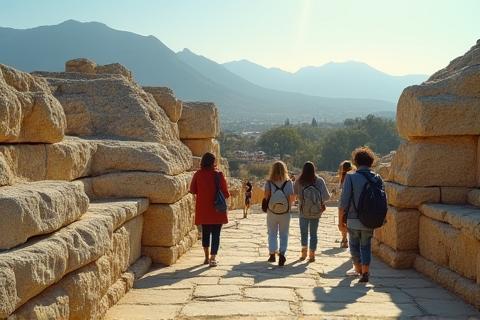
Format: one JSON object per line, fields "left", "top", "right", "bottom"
{"left": 359, "top": 272, "right": 369, "bottom": 283}
{"left": 278, "top": 254, "right": 286, "bottom": 266}
{"left": 268, "top": 254, "right": 276, "bottom": 262}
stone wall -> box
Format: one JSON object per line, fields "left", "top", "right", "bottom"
{"left": 0, "top": 58, "right": 216, "bottom": 318}
{"left": 372, "top": 40, "right": 480, "bottom": 308}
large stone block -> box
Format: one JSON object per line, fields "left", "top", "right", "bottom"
{"left": 182, "top": 138, "right": 221, "bottom": 159}
{"left": 450, "top": 232, "right": 479, "bottom": 281}
{"left": 38, "top": 71, "right": 179, "bottom": 143}
{"left": 441, "top": 187, "right": 472, "bottom": 204}
{"left": 142, "top": 195, "right": 194, "bottom": 247}
{"left": 420, "top": 203, "right": 480, "bottom": 240}
{"left": 0, "top": 153, "right": 14, "bottom": 187}
{"left": 65, "top": 58, "right": 97, "bottom": 74}
{"left": 143, "top": 87, "right": 183, "bottom": 123}
{"left": 0, "top": 199, "right": 147, "bottom": 317}
{"left": 385, "top": 182, "right": 440, "bottom": 208}
{"left": 0, "top": 143, "right": 48, "bottom": 181}
{"left": 45, "top": 137, "right": 96, "bottom": 180}
{"left": 92, "top": 139, "right": 192, "bottom": 176}
{"left": 0, "top": 181, "right": 89, "bottom": 249}
{"left": 415, "top": 255, "right": 480, "bottom": 309}
{"left": 178, "top": 102, "right": 219, "bottom": 139}
{"left": 418, "top": 215, "right": 458, "bottom": 268}
{"left": 371, "top": 238, "right": 416, "bottom": 269}
{"left": 0, "top": 64, "right": 66, "bottom": 143}
{"left": 397, "top": 64, "right": 480, "bottom": 139}
{"left": 142, "top": 228, "right": 198, "bottom": 265}
{"left": 91, "top": 171, "right": 192, "bottom": 204}
{"left": 390, "top": 137, "right": 477, "bottom": 187}
{"left": 374, "top": 206, "right": 419, "bottom": 251}
{"left": 468, "top": 189, "right": 480, "bottom": 207}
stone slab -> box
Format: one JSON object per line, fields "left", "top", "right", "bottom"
{"left": 178, "top": 102, "right": 219, "bottom": 139}
{"left": 0, "top": 180, "right": 89, "bottom": 249}
{"left": 390, "top": 136, "right": 477, "bottom": 187}
{"left": 385, "top": 182, "right": 440, "bottom": 208}
{"left": 374, "top": 206, "right": 419, "bottom": 251}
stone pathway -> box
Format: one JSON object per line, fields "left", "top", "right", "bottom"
{"left": 105, "top": 207, "right": 480, "bottom": 319}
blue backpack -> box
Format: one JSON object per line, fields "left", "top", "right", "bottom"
{"left": 214, "top": 172, "right": 228, "bottom": 214}
{"left": 350, "top": 171, "right": 387, "bottom": 229}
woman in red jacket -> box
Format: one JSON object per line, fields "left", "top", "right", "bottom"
{"left": 190, "top": 152, "right": 230, "bottom": 267}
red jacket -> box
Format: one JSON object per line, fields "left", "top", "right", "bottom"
{"left": 190, "top": 168, "right": 230, "bottom": 225}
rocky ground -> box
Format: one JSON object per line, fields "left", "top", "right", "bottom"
{"left": 105, "top": 206, "right": 480, "bottom": 319}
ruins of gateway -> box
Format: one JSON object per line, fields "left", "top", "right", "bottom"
{"left": 0, "top": 39, "right": 479, "bottom": 318}
{"left": 0, "top": 58, "right": 243, "bottom": 319}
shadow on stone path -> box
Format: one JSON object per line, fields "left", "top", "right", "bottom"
{"left": 105, "top": 206, "right": 480, "bottom": 319}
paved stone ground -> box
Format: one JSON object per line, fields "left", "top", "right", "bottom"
{"left": 105, "top": 206, "right": 480, "bottom": 319}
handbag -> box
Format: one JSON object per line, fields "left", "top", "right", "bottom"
{"left": 214, "top": 172, "right": 228, "bottom": 214}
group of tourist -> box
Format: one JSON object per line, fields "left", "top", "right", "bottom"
{"left": 189, "top": 146, "right": 385, "bottom": 283}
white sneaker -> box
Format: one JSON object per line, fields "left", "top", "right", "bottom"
{"left": 346, "top": 268, "right": 361, "bottom": 277}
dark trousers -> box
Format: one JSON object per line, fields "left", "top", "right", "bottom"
{"left": 202, "top": 224, "right": 222, "bottom": 255}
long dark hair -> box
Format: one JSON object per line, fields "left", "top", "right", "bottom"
{"left": 200, "top": 152, "right": 216, "bottom": 169}
{"left": 298, "top": 161, "right": 316, "bottom": 185}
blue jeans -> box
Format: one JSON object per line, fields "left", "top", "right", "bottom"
{"left": 267, "top": 212, "right": 291, "bottom": 255}
{"left": 299, "top": 217, "right": 319, "bottom": 251}
{"left": 348, "top": 228, "right": 373, "bottom": 265}
{"left": 202, "top": 224, "right": 222, "bottom": 255}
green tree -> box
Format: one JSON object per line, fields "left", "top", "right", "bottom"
{"left": 258, "top": 127, "right": 302, "bottom": 158}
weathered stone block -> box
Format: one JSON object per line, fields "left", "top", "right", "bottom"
{"left": 40, "top": 72, "right": 179, "bottom": 143}
{"left": 0, "top": 199, "right": 147, "bottom": 317}
{"left": 92, "top": 139, "right": 192, "bottom": 176}
{"left": 441, "top": 187, "right": 472, "bottom": 204}
{"left": 143, "top": 86, "right": 183, "bottom": 123}
{"left": 0, "top": 64, "right": 66, "bottom": 143}
{"left": 142, "top": 228, "right": 198, "bottom": 265}
{"left": 91, "top": 171, "right": 192, "bottom": 204}
{"left": 450, "top": 232, "right": 479, "bottom": 281}
{"left": 142, "top": 195, "right": 194, "bottom": 247}
{"left": 178, "top": 102, "right": 219, "bottom": 139}
{"left": 45, "top": 137, "right": 96, "bottom": 180}
{"left": 385, "top": 182, "right": 440, "bottom": 208}
{"left": 374, "top": 206, "right": 419, "bottom": 251}
{"left": 468, "top": 189, "right": 480, "bottom": 207}
{"left": 420, "top": 203, "right": 480, "bottom": 239}
{"left": 371, "top": 238, "right": 416, "bottom": 269}
{"left": 418, "top": 215, "right": 458, "bottom": 268}
{"left": 397, "top": 65, "right": 480, "bottom": 139}
{"left": 182, "top": 138, "right": 221, "bottom": 160}
{"left": 65, "top": 58, "right": 97, "bottom": 74}
{"left": 0, "top": 181, "right": 89, "bottom": 249}
{"left": 390, "top": 136, "right": 477, "bottom": 187}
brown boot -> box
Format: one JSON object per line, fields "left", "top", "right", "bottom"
{"left": 308, "top": 250, "right": 316, "bottom": 262}
{"left": 300, "top": 247, "right": 307, "bottom": 260}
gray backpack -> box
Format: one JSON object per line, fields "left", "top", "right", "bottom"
{"left": 301, "top": 182, "right": 326, "bottom": 219}
{"left": 268, "top": 181, "right": 290, "bottom": 214}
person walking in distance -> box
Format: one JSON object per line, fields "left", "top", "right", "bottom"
{"left": 294, "top": 161, "right": 330, "bottom": 262}
{"left": 190, "top": 152, "right": 230, "bottom": 267}
{"left": 338, "top": 160, "right": 356, "bottom": 248}
{"left": 263, "top": 161, "right": 295, "bottom": 266}
{"left": 338, "top": 147, "right": 387, "bottom": 283}
{"left": 244, "top": 181, "right": 253, "bottom": 218}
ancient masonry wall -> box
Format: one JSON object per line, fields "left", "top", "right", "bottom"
{"left": 373, "top": 40, "right": 480, "bottom": 308}
{"left": 0, "top": 58, "right": 228, "bottom": 319}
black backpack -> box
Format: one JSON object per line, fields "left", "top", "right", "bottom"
{"left": 350, "top": 171, "right": 387, "bottom": 229}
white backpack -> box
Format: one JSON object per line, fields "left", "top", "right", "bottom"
{"left": 268, "top": 181, "right": 290, "bottom": 214}
{"left": 301, "top": 182, "right": 325, "bottom": 219}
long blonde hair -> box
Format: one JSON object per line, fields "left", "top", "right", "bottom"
{"left": 338, "top": 160, "right": 356, "bottom": 186}
{"left": 268, "top": 161, "right": 289, "bottom": 182}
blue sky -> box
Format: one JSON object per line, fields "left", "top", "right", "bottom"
{"left": 1, "top": 0, "right": 479, "bottom": 75}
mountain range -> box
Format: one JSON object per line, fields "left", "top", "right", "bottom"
{"left": 0, "top": 20, "right": 427, "bottom": 123}
{"left": 223, "top": 60, "right": 427, "bottom": 102}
